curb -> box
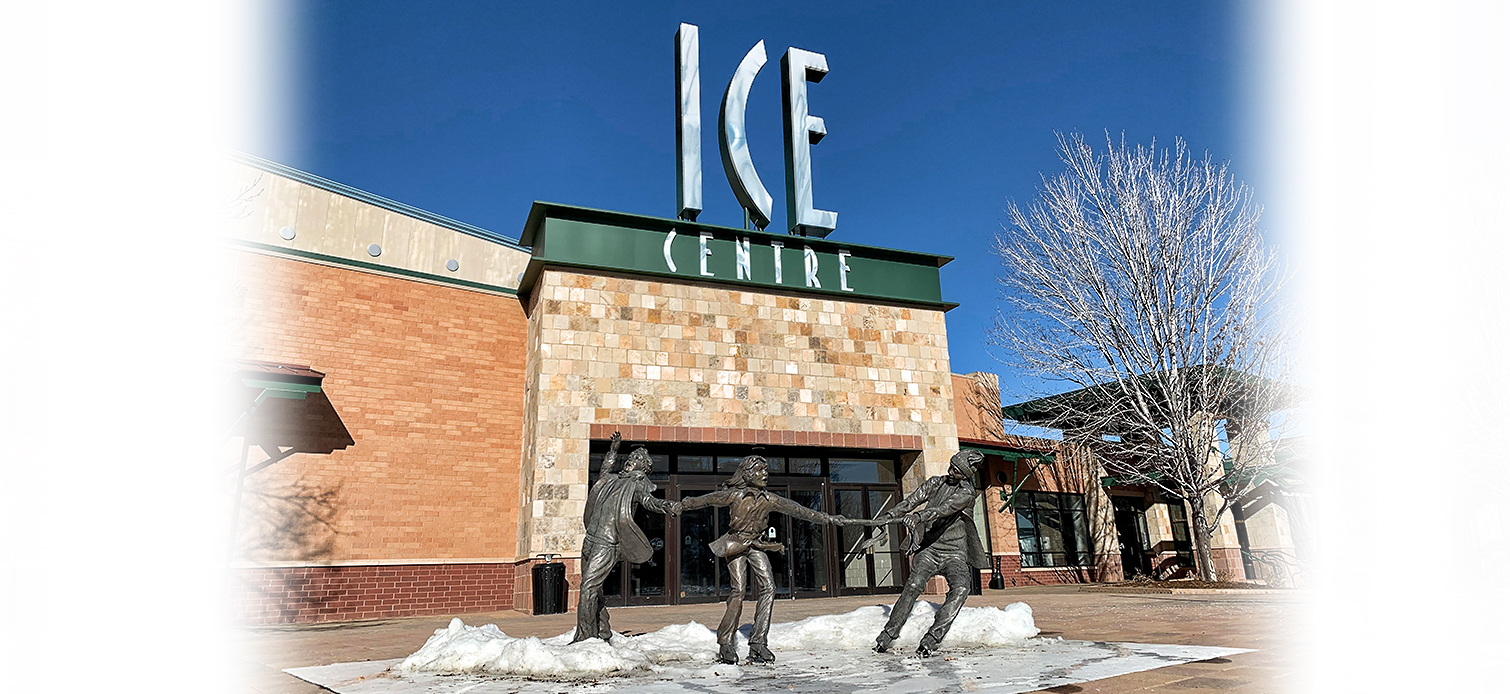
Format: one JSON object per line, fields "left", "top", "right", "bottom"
{"left": 1079, "top": 586, "right": 1298, "bottom": 595}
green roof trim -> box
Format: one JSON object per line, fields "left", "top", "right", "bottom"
{"left": 1100, "top": 472, "right": 1167, "bottom": 487}
{"left": 1003, "top": 367, "right": 1302, "bottom": 430}
{"left": 240, "top": 379, "right": 321, "bottom": 400}
{"left": 959, "top": 442, "right": 1056, "bottom": 461}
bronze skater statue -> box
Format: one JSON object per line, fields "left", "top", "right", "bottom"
{"left": 862, "top": 449, "right": 986, "bottom": 657}
{"left": 680, "top": 455, "right": 851, "bottom": 664}
{"left": 572, "top": 432, "right": 680, "bottom": 643}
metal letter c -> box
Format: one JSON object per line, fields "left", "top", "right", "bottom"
{"left": 663, "top": 230, "right": 678, "bottom": 272}
{"left": 719, "top": 41, "right": 773, "bottom": 230}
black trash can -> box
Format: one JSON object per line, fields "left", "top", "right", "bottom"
{"left": 532, "top": 556, "right": 567, "bottom": 615}
{"left": 988, "top": 557, "right": 1006, "bottom": 590}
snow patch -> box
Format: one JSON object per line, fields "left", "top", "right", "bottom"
{"left": 398, "top": 602, "right": 1038, "bottom": 679}
{"left": 769, "top": 600, "right": 1038, "bottom": 651}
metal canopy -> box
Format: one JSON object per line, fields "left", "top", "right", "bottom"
{"left": 957, "top": 439, "right": 1056, "bottom": 462}
{"left": 225, "top": 360, "right": 354, "bottom": 565}
{"left": 228, "top": 360, "right": 354, "bottom": 456}
{"left": 1001, "top": 366, "right": 1302, "bottom": 431}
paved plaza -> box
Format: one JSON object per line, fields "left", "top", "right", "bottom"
{"left": 233, "top": 586, "right": 1305, "bottom": 693}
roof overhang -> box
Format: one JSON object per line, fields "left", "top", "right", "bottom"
{"left": 1003, "top": 366, "right": 1303, "bottom": 431}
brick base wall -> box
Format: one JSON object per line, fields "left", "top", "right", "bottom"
{"left": 232, "top": 562, "right": 521, "bottom": 625}
{"left": 988, "top": 554, "right": 1115, "bottom": 587}
{"left": 1211, "top": 547, "right": 1247, "bottom": 581}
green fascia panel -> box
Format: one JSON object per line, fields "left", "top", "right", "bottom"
{"left": 959, "top": 444, "right": 1055, "bottom": 462}
{"left": 1002, "top": 367, "right": 1302, "bottom": 427}
{"left": 517, "top": 203, "right": 958, "bottom": 311}
{"left": 1100, "top": 472, "right": 1166, "bottom": 487}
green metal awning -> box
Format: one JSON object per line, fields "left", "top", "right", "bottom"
{"left": 1100, "top": 472, "right": 1166, "bottom": 487}
{"left": 958, "top": 441, "right": 1056, "bottom": 462}
{"left": 1001, "top": 366, "right": 1304, "bottom": 430}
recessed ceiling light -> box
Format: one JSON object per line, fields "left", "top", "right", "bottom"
{"left": 367, "top": 244, "right": 382, "bottom": 257}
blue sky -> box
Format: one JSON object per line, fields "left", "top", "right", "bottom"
{"left": 267, "top": 0, "right": 1258, "bottom": 409}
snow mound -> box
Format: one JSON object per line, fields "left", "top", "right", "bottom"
{"left": 398, "top": 602, "right": 1038, "bottom": 679}
{"left": 770, "top": 601, "right": 1039, "bottom": 651}
{"left": 397, "top": 619, "right": 728, "bottom": 679}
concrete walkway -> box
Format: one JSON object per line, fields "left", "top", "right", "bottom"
{"left": 233, "top": 586, "right": 1306, "bottom": 693}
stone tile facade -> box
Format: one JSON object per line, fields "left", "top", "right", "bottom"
{"left": 518, "top": 268, "right": 961, "bottom": 557}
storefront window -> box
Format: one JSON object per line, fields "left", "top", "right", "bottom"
{"left": 1014, "top": 490, "right": 1092, "bottom": 567}
{"left": 589, "top": 453, "right": 669, "bottom": 480}
{"left": 677, "top": 455, "right": 713, "bottom": 473}
{"left": 788, "top": 457, "right": 822, "bottom": 476}
{"left": 829, "top": 459, "right": 898, "bottom": 484}
{"left": 1166, "top": 501, "right": 1194, "bottom": 568}
{"left": 972, "top": 470, "right": 993, "bottom": 556}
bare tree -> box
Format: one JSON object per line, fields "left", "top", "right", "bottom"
{"left": 991, "top": 133, "right": 1296, "bottom": 581}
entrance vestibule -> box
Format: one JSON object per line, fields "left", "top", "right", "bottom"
{"left": 588, "top": 442, "right": 909, "bottom": 606}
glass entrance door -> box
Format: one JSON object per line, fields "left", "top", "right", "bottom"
{"left": 783, "top": 483, "right": 831, "bottom": 597}
{"left": 1112, "top": 495, "right": 1151, "bottom": 578}
{"left": 833, "top": 485, "right": 905, "bottom": 595}
{"left": 600, "top": 487, "right": 671, "bottom": 607}
{"left": 673, "top": 484, "right": 724, "bottom": 603}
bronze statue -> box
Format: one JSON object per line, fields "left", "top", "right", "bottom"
{"left": 864, "top": 449, "right": 986, "bottom": 657}
{"left": 572, "top": 432, "right": 680, "bottom": 643}
{"left": 680, "top": 455, "right": 850, "bottom": 664}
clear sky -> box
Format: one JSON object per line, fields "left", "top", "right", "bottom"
{"left": 266, "top": 0, "right": 1257, "bottom": 408}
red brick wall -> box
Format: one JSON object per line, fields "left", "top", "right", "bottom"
{"left": 232, "top": 562, "right": 520, "bottom": 625}
{"left": 988, "top": 554, "right": 1117, "bottom": 587}
{"left": 229, "top": 252, "right": 530, "bottom": 565}
{"left": 951, "top": 373, "right": 1005, "bottom": 442}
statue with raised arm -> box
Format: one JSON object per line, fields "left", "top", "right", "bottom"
{"left": 680, "top": 455, "right": 850, "bottom": 664}
{"left": 864, "top": 449, "right": 987, "bottom": 657}
{"left": 572, "top": 432, "right": 680, "bottom": 643}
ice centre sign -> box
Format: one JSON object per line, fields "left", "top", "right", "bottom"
{"left": 675, "top": 23, "right": 836, "bottom": 238}
{"left": 514, "top": 25, "right": 955, "bottom": 310}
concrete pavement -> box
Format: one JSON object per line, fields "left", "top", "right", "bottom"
{"left": 233, "top": 585, "right": 1307, "bottom": 693}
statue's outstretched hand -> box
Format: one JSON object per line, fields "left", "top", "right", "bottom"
{"left": 610, "top": 431, "right": 622, "bottom": 445}
{"left": 668, "top": 501, "right": 683, "bottom": 516}
{"left": 898, "top": 513, "right": 924, "bottom": 554}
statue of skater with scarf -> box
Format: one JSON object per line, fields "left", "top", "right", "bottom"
{"left": 859, "top": 449, "right": 987, "bottom": 657}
